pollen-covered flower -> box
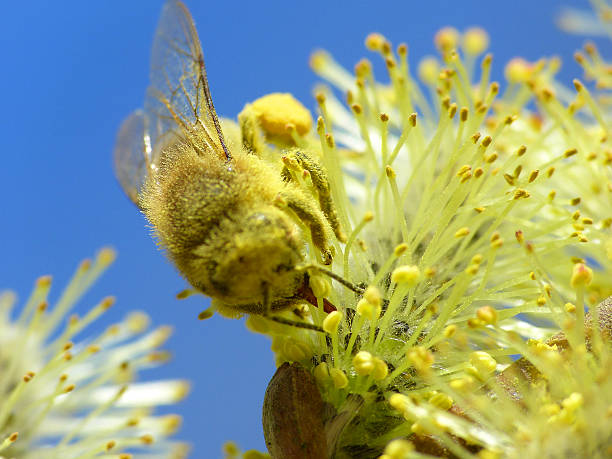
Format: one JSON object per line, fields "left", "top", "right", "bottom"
{"left": 0, "top": 248, "right": 189, "bottom": 458}
{"left": 239, "top": 8, "right": 612, "bottom": 456}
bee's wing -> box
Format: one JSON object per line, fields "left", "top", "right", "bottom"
{"left": 144, "top": 0, "right": 231, "bottom": 166}
{"left": 113, "top": 110, "right": 152, "bottom": 207}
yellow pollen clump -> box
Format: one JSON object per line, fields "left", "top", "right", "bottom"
{"left": 249, "top": 93, "right": 313, "bottom": 141}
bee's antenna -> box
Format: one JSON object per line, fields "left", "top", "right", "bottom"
{"left": 299, "top": 264, "right": 365, "bottom": 295}
{"left": 261, "top": 282, "right": 327, "bottom": 333}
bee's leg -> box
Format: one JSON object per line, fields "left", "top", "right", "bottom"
{"left": 238, "top": 104, "right": 266, "bottom": 156}
{"left": 282, "top": 151, "right": 347, "bottom": 243}
{"left": 299, "top": 263, "right": 365, "bottom": 295}
{"left": 261, "top": 283, "right": 326, "bottom": 333}
{"left": 277, "top": 190, "right": 334, "bottom": 265}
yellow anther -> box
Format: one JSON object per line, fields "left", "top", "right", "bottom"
{"left": 353, "top": 351, "right": 374, "bottom": 376}
{"left": 564, "top": 148, "right": 578, "bottom": 158}
{"left": 389, "top": 393, "right": 409, "bottom": 412}
{"left": 356, "top": 298, "right": 379, "bottom": 321}
{"left": 513, "top": 189, "right": 530, "bottom": 199}
{"left": 462, "top": 27, "right": 489, "bottom": 55}
{"left": 485, "top": 152, "right": 498, "bottom": 164}
{"left": 570, "top": 263, "right": 593, "bottom": 288}
{"left": 476, "top": 306, "right": 497, "bottom": 325}
{"left": 391, "top": 265, "right": 421, "bottom": 286}
{"left": 418, "top": 57, "right": 440, "bottom": 85}
{"left": 394, "top": 243, "right": 408, "bottom": 257}
{"left": 330, "top": 368, "right": 348, "bottom": 388}
{"left": 309, "top": 275, "right": 331, "bottom": 298}
{"left": 434, "top": 27, "right": 460, "bottom": 53}
{"left": 313, "top": 362, "right": 330, "bottom": 383}
{"left": 505, "top": 58, "right": 532, "bottom": 83}
{"left": 323, "top": 311, "right": 342, "bottom": 333}
{"left": 407, "top": 346, "right": 434, "bottom": 374}
{"left": 443, "top": 324, "right": 457, "bottom": 337}
{"left": 98, "top": 247, "right": 117, "bottom": 266}
{"left": 454, "top": 227, "right": 470, "bottom": 238}
{"left": 372, "top": 358, "right": 389, "bottom": 380}
{"left": 429, "top": 392, "right": 454, "bottom": 410}
{"left": 364, "top": 286, "right": 382, "bottom": 307}
{"left": 309, "top": 50, "right": 330, "bottom": 71}
{"left": 365, "top": 33, "right": 387, "bottom": 51}
{"left": 354, "top": 58, "right": 372, "bottom": 78}
{"left": 449, "top": 376, "right": 474, "bottom": 392}
{"left": 536, "top": 295, "right": 547, "bottom": 307}
{"left": 383, "top": 439, "right": 414, "bottom": 458}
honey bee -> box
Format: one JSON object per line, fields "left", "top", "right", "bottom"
{"left": 113, "top": 1, "right": 358, "bottom": 331}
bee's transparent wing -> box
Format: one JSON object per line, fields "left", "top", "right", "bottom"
{"left": 144, "top": 0, "right": 230, "bottom": 165}
{"left": 113, "top": 110, "right": 152, "bottom": 207}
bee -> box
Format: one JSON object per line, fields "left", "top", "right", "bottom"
{"left": 113, "top": 1, "right": 360, "bottom": 331}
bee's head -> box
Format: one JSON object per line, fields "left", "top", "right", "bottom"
{"left": 206, "top": 208, "right": 305, "bottom": 303}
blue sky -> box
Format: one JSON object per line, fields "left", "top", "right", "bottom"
{"left": 0, "top": 0, "right": 603, "bottom": 457}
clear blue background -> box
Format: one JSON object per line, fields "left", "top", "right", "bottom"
{"left": 0, "top": 1, "right": 604, "bottom": 457}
